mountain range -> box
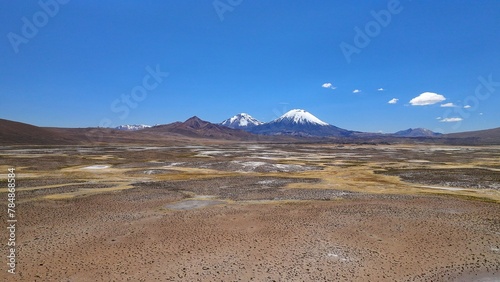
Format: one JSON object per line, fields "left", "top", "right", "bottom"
{"left": 141, "top": 116, "right": 255, "bottom": 140}
{"left": 116, "top": 109, "right": 442, "bottom": 138}
{"left": 1, "top": 109, "right": 499, "bottom": 145}
{"left": 231, "top": 109, "right": 354, "bottom": 137}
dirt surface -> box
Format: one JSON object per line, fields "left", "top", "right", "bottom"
{"left": 0, "top": 143, "right": 499, "bottom": 281}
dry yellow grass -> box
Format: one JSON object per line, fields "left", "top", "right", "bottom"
{"left": 259, "top": 159, "right": 500, "bottom": 203}
{"left": 3, "top": 144, "right": 499, "bottom": 203}
{"left": 43, "top": 183, "right": 134, "bottom": 200}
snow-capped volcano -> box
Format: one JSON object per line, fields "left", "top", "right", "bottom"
{"left": 249, "top": 109, "right": 352, "bottom": 137}
{"left": 220, "top": 113, "right": 263, "bottom": 129}
{"left": 271, "top": 109, "right": 329, "bottom": 126}
{"left": 115, "top": 124, "right": 151, "bottom": 131}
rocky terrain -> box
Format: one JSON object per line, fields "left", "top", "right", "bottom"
{"left": 0, "top": 143, "right": 499, "bottom": 281}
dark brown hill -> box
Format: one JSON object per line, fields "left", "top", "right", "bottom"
{"left": 0, "top": 119, "right": 74, "bottom": 145}
{"left": 144, "top": 116, "right": 256, "bottom": 140}
{"left": 1, "top": 117, "right": 499, "bottom": 145}
{"left": 443, "top": 127, "right": 500, "bottom": 145}
{"left": 0, "top": 119, "right": 189, "bottom": 145}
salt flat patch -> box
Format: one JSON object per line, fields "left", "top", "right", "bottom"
{"left": 196, "top": 150, "right": 225, "bottom": 155}
{"left": 427, "top": 147, "right": 463, "bottom": 152}
{"left": 420, "top": 185, "right": 467, "bottom": 191}
{"left": 195, "top": 149, "right": 243, "bottom": 157}
{"left": 246, "top": 145, "right": 268, "bottom": 150}
{"left": 239, "top": 161, "right": 268, "bottom": 168}
{"left": 231, "top": 161, "right": 316, "bottom": 173}
{"left": 254, "top": 156, "right": 280, "bottom": 160}
{"left": 194, "top": 150, "right": 223, "bottom": 157}
{"left": 252, "top": 153, "right": 285, "bottom": 160}
{"left": 273, "top": 163, "right": 304, "bottom": 171}
{"left": 184, "top": 145, "right": 209, "bottom": 149}
{"left": 165, "top": 199, "right": 226, "bottom": 210}
{"left": 327, "top": 253, "right": 348, "bottom": 262}
{"left": 192, "top": 195, "right": 217, "bottom": 200}
{"left": 124, "top": 146, "right": 165, "bottom": 151}
{"left": 257, "top": 180, "right": 276, "bottom": 185}
{"left": 81, "top": 165, "right": 110, "bottom": 170}
{"left": 165, "top": 162, "right": 184, "bottom": 167}
{"left": 407, "top": 159, "right": 430, "bottom": 163}
{"left": 88, "top": 155, "right": 115, "bottom": 160}
{"left": 142, "top": 169, "right": 171, "bottom": 175}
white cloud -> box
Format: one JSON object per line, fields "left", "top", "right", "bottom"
{"left": 440, "top": 102, "right": 457, "bottom": 107}
{"left": 463, "top": 105, "right": 471, "bottom": 109}
{"left": 388, "top": 98, "right": 398, "bottom": 104}
{"left": 436, "top": 117, "right": 442, "bottom": 120}
{"left": 409, "top": 92, "right": 446, "bottom": 106}
{"left": 322, "top": 82, "right": 336, "bottom": 90}
{"left": 440, "top": 117, "right": 463, "bottom": 122}
{"left": 377, "top": 88, "right": 384, "bottom": 91}
{"left": 479, "top": 113, "right": 483, "bottom": 115}
{"left": 352, "top": 89, "right": 361, "bottom": 93}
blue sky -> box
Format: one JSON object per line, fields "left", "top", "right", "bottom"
{"left": 1, "top": 1, "right": 499, "bottom": 133}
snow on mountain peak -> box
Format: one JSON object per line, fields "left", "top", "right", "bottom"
{"left": 115, "top": 124, "right": 151, "bottom": 131}
{"left": 220, "top": 113, "right": 263, "bottom": 129}
{"left": 273, "top": 109, "right": 329, "bottom": 126}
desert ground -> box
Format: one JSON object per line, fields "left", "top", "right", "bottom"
{"left": 0, "top": 143, "right": 499, "bottom": 281}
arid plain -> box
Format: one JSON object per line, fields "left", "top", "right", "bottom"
{"left": 1, "top": 143, "right": 499, "bottom": 281}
